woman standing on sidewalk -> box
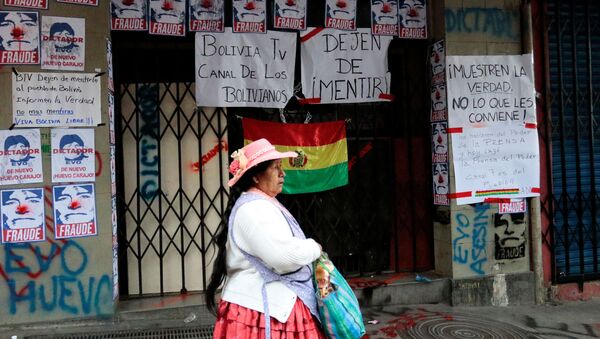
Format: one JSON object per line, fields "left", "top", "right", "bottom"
{"left": 205, "top": 138, "right": 326, "bottom": 339}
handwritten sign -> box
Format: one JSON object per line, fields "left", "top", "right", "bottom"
{"left": 0, "top": 129, "right": 43, "bottom": 186}
{"left": 12, "top": 72, "right": 101, "bottom": 127}
{"left": 51, "top": 128, "right": 95, "bottom": 183}
{"left": 41, "top": 16, "right": 86, "bottom": 71}
{"left": 300, "top": 28, "right": 392, "bottom": 104}
{"left": 194, "top": 29, "right": 296, "bottom": 108}
{"left": 447, "top": 54, "right": 539, "bottom": 205}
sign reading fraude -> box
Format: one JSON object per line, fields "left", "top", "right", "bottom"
{"left": 53, "top": 183, "right": 97, "bottom": 239}
{"left": 1, "top": 188, "right": 45, "bottom": 243}
{"left": 300, "top": 28, "right": 393, "bottom": 104}
{"left": 194, "top": 28, "right": 296, "bottom": 108}
{"left": 51, "top": 128, "right": 95, "bottom": 182}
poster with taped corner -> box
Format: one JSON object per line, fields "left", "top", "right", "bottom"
{"left": 52, "top": 183, "right": 97, "bottom": 239}
{"left": 195, "top": 29, "right": 296, "bottom": 108}
{"left": 232, "top": 0, "right": 266, "bottom": 33}
{"left": 300, "top": 27, "right": 393, "bottom": 104}
{"left": 446, "top": 54, "right": 539, "bottom": 205}
{"left": 41, "top": 16, "right": 85, "bottom": 71}
{"left": 273, "top": 0, "right": 306, "bottom": 30}
{"left": 398, "top": 0, "right": 427, "bottom": 39}
{"left": 110, "top": 0, "right": 148, "bottom": 31}
{"left": 324, "top": 0, "right": 356, "bottom": 30}
{"left": 3, "top": 0, "right": 46, "bottom": 10}
{"left": 149, "top": 0, "right": 186, "bottom": 36}
{"left": 0, "top": 129, "right": 43, "bottom": 185}
{"left": 0, "top": 11, "right": 40, "bottom": 65}
{"left": 12, "top": 72, "right": 102, "bottom": 127}
{"left": 189, "top": 0, "right": 224, "bottom": 32}
{"left": 0, "top": 187, "right": 45, "bottom": 243}
{"left": 371, "top": 0, "right": 398, "bottom": 36}
{"left": 51, "top": 128, "right": 95, "bottom": 183}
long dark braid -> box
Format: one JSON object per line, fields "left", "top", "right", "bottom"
{"left": 205, "top": 160, "right": 273, "bottom": 315}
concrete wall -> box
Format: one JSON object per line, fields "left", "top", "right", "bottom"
{"left": 434, "top": 0, "right": 533, "bottom": 286}
{"left": 0, "top": 1, "right": 114, "bottom": 325}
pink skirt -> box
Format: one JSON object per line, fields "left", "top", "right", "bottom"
{"left": 213, "top": 299, "right": 326, "bottom": 339}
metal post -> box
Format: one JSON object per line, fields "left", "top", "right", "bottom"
{"left": 521, "top": 0, "right": 545, "bottom": 304}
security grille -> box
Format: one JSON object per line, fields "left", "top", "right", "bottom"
{"left": 546, "top": 0, "right": 600, "bottom": 283}
{"left": 25, "top": 326, "right": 214, "bottom": 339}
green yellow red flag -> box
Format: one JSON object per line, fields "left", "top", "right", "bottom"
{"left": 242, "top": 118, "right": 348, "bottom": 194}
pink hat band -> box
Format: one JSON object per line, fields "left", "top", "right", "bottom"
{"left": 227, "top": 138, "right": 298, "bottom": 187}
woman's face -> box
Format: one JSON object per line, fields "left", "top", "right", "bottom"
{"left": 253, "top": 160, "right": 285, "bottom": 197}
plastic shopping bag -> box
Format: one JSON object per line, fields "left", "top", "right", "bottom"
{"left": 314, "top": 253, "right": 365, "bottom": 339}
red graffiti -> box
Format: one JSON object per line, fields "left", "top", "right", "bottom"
{"left": 192, "top": 140, "right": 229, "bottom": 172}
{"left": 95, "top": 151, "right": 103, "bottom": 177}
{"left": 378, "top": 309, "right": 453, "bottom": 336}
{"left": 348, "top": 142, "right": 374, "bottom": 171}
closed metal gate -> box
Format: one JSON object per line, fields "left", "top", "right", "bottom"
{"left": 546, "top": 0, "right": 600, "bottom": 283}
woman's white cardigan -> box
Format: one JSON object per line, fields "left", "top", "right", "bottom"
{"left": 220, "top": 196, "right": 321, "bottom": 323}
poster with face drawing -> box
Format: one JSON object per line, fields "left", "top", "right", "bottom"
{"left": 432, "top": 163, "right": 449, "bottom": 206}
{"left": 431, "top": 39, "right": 445, "bottom": 76}
{"left": 0, "top": 129, "right": 43, "bottom": 185}
{"left": 371, "top": 0, "right": 398, "bottom": 36}
{"left": 494, "top": 212, "right": 527, "bottom": 260}
{"left": 398, "top": 0, "right": 427, "bottom": 39}
{"left": 232, "top": 0, "right": 266, "bottom": 33}
{"left": 4, "top": 0, "right": 47, "bottom": 9}
{"left": 0, "top": 11, "right": 40, "bottom": 65}
{"left": 41, "top": 16, "right": 85, "bottom": 71}
{"left": 111, "top": 0, "right": 148, "bottom": 31}
{"left": 1, "top": 188, "right": 45, "bottom": 243}
{"left": 53, "top": 183, "right": 97, "bottom": 239}
{"left": 274, "top": 0, "right": 306, "bottom": 30}
{"left": 149, "top": 0, "right": 186, "bottom": 36}
{"left": 325, "top": 0, "right": 356, "bottom": 31}
{"left": 189, "top": 0, "right": 224, "bottom": 32}
{"left": 432, "top": 122, "right": 447, "bottom": 163}
{"left": 51, "top": 128, "right": 95, "bottom": 183}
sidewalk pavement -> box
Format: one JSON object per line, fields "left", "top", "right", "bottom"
{"left": 6, "top": 299, "right": 600, "bottom": 339}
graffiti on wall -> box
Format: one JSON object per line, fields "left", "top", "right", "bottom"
{"left": 494, "top": 212, "right": 526, "bottom": 260}
{"left": 445, "top": 7, "right": 519, "bottom": 40}
{"left": 137, "top": 84, "right": 160, "bottom": 201}
{"left": 0, "top": 186, "right": 112, "bottom": 318}
{"left": 452, "top": 203, "right": 490, "bottom": 275}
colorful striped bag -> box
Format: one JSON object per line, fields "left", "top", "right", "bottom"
{"left": 314, "top": 253, "right": 366, "bottom": 339}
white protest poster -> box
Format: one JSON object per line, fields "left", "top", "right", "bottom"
{"left": 447, "top": 54, "right": 539, "bottom": 205}
{"left": 149, "top": 0, "right": 186, "bottom": 36}
{"left": 325, "top": 0, "right": 356, "bottom": 31}
{"left": 53, "top": 183, "right": 97, "bottom": 239}
{"left": 3, "top": 0, "right": 47, "bottom": 10}
{"left": 398, "top": 0, "right": 427, "bottom": 39}
{"left": 12, "top": 72, "right": 101, "bottom": 127}
{"left": 0, "top": 11, "right": 40, "bottom": 65}
{"left": 195, "top": 29, "right": 296, "bottom": 108}
{"left": 273, "top": 0, "right": 306, "bottom": 31}
{"left": 1, "top": 187, "right": 45, "bottom": 243}
{"left": 0, "top": 129, "right": 43, "bottom": 185}
{"left": 41, "top": 16, "right": 85, "bottom": 71}
{"left": 232, "top": 0, "right": 266, "bottom": 33}
{"left": 51, "top": 128, "right": 95, "bottom": 183}
{"left": 371, "top": 0, "right": 398, "bottom": 36}
{"left": 189, "top": 0, "right": 224, "bottom": 32}
{"left": 300, "top": 28, "right": 392, "bottom": 104}
{"left": 110, "top": 0, "right": 148, "bottom": 31}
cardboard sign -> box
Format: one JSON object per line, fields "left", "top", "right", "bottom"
{"left": 51, "top": 128, "right": 95, "bottom": 183}
{"left": 195, "top": 29, "right": 296, "bottom": 108}
{"left": 300, "top": 28, "right": 392, "bottom": 104}
{"left": 41, "top": 16, "right": 85, "bottom": 71}
{"left": 53, "top": 183, "right": 97, "bottom": 239}
{"left": 0, "top": 11, "right": 40, "bottom": 65}
{"left": 189, "top": 0, "right": 224, "bottom": 32}
{"left": 1, "top": 187, "right": 45, "bottom": 243}
{"left": 273, "top": 0, "right": 306, "bottom": 30}
{"left": 12, "top": 72, "right": 102, "bottom": 127}
{"left": 0, "top": 129, "right": 43, "bottom": 185}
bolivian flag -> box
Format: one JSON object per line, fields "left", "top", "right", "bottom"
{"left": 243, "top": 118, "right": 348, "bottom": 194}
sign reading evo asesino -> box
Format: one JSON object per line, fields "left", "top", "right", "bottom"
{"left": 300, "top": 28, "right": 393, "bottom": 104}
{"left": 194, "top": 28, "right": 296, "bottom": 108}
